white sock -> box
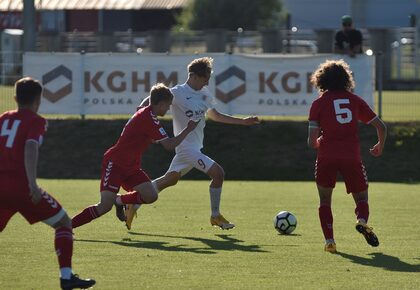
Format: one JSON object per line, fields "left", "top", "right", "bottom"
{"left": 60, "top": 267, "right": 72, "bottom": 279}
{"left": 209, "top": 187, "right": 222, "bottom": 217}
{"left": 151, "top": 180, "right": 160, "bottom": 193}
{"left": 325, "top": 239, "right": 335, "bottom": 244}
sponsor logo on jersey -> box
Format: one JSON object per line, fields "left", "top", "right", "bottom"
{"left": 185, "top": 110, "right": 193, "bottom": 117}
{"left": 185, "top": 109, "right": 205, "bottom": 118}
{"left": 159, "top": 127, "right": 167, "bottom": 136}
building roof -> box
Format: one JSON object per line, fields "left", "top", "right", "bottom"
{"left": 0, "top": 0, "right": 189, "bottom": 11}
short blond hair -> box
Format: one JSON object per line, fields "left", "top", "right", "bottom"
{"left": 188, "top": 57, "right": 213, "bottom": 77}
{"left": 150, "top": 83, "right": 173, "bottom": 105}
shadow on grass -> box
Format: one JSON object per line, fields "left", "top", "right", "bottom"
{"left": 76, "top": 233, "right": 267, "bottom": 255}
{"left": 337, "top": 252, "right": 420, "bottom": 272}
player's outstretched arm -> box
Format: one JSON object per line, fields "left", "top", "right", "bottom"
{"left": 207, "top": 108, "right": 260, "bottom": 125}
{"left": 159, "top": 119, "right": 199, "bottom": 150}
{"left": 24, "top": 140, "right": 43, "bottom": 204}
{"left": 369, "top": 117, "right": 387, "bottom": 157}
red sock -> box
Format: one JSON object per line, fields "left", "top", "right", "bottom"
{"left": 355, "top": 201, "right": 369, "bottom": 223}
{"left": 319, "top": 204, "right": 334, "bottom": 240}
{"left": 55, "top": 227, "right": 73, "bottom": 268}
{"left": 121, "top": 191, "right": 146, "bottom": 204}
{"left": 71, "top": 206, "right": 100, "bottom": 228}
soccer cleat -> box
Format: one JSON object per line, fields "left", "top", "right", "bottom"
{"left": 324, "top": 242, "right": 337, "bottom": 253}
{"left": 125, "top": 204, "right": 138, "bottom": 230}
{"left": 210, "top": 214, "right": 235, "bottom": 230}
{"left": 356, "top": 221, "right": 379, "bottom": 247}
{"left": 115, "top": 203, "right": 126, "bottom": 222}
{"left": 60, "top": 273, "right": 96, "bottom": 290}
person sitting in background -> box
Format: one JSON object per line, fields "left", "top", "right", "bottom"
{"left": 334, "top": 15, "right": 363, "bottom": 57}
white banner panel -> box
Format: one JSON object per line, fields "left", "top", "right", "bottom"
{"left": 23, "top": 53, "right": 374, "bottom": 116}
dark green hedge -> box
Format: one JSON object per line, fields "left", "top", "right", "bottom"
{"left": 38, "top": 119, "right": 420, "bottom": 182}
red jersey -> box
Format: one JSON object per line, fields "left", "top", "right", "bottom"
{"left": 104, "top": 106, "right": 168, "bottom": 169}
{"left": 0, "top": 109, "right": 47, "bottom": 178}
{"left": 308, "top": 90, "right": 376, "bottom": 159}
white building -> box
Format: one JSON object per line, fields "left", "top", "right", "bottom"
{"left": 283, "top": 0, "right": 420, "bottom": 29}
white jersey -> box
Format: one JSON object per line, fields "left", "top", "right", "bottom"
{"left": 170, "top": 83, "right": 215, "bottom": 153}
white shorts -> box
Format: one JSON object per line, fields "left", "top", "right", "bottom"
{"left": 167, "top": 149, "right": 215, "bottom": 176}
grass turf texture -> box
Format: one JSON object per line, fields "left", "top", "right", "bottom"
{"left": 1, "top": 180, "right": 419, "bottom": 289}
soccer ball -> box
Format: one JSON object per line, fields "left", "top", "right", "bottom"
{"left": 273, "top": 211, "right": 297, "bottom": 234}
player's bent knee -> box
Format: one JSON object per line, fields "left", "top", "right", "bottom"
{"left": 43, "top": 208, "right": 69, "bottom": 228}
{"left": 141, "top": 189, "right": 158, "bottom": 204}
{"left": 96, "top": 202, "right": 113, "bottom": 215}
{"left": 165, "top": 171, "right": 181, "bottom": 187}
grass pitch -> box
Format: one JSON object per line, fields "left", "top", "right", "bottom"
{"left": 1, "top": 180, "right": 420, "bottom": 289}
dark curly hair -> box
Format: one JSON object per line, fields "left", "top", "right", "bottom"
{"left": 310, "top": 59, "right": 355, "bottom": 92}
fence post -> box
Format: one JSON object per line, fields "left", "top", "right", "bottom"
{"left": 314, "top": 29, "right": 335, "bottom": 53}
{"left": 377, "top": 51, "right": 383, "bottom": 119}
{"left": 205, "top": 29, "right": 227, "bottom": 52}
{"left": 368, "top": 28, "right": 393, "bottom": 86}
{"left": 80, "top": 50, "right": 86, "bottom": 120}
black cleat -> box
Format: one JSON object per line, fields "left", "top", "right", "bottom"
{"left": 356, "top": 221, "right": 379, "bottom": 247}
{"left": 60, "top": 274, "right": 95, "bottom": 289}
{"left": 115, "top": 203, "right": 126, "bottom": 222}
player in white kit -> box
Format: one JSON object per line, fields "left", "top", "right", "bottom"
{"left": 123, "top": 57, "right": 260, "bottom": 230}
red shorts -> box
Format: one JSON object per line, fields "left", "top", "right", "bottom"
{"left": 314, "top": 157, "right": 368, "bottom": 194}
{"left": 0, "top": 180, "right": 64, "bottom": 231}
{"left": 100, "top": 158, "right": 151, "bottom": 193}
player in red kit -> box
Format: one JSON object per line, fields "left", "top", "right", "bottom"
{"left": 71, "top": 83, "right": 198, "bottom": 229}
{"left": 0, "top": 77, "right": 95, "bottom": 290}
{"left": 307, "top": 60, "right": 387, "bottom": 253}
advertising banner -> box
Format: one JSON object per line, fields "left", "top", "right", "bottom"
{"left": 24, "top": 53, "right": 374, "bottom": 116}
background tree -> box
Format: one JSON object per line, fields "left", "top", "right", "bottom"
{"left": 176, "top": 0, "right": 284, "bottom": 31}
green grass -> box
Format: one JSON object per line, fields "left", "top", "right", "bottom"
{"left": 1, "top": 180, "right": 419, "bottom": 289}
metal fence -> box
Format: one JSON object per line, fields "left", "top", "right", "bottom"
{"left": 1, "top": 28, "right": 419, "bottom": 120}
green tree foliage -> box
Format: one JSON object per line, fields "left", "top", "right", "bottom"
{"left": 177, "top": 0, "right": 283, "bottom": 31}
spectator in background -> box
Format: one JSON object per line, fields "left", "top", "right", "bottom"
{"left": 334, "top": 15, "right": 363, "bottom": 57}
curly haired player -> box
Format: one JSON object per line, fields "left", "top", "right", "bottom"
{"left": 307, "top": 59, "right": 387, "bottom": 253}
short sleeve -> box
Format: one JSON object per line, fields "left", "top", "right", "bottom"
{"left": 308, "top": 99, "right": 321, "bottom": 122}
{"left": 357, "top": 97, "right": 376, "bottom": 124}
{"left": 202, "top": 87, "right": 216, "bottom": 110}
{"left": 27, "top": 117, "right": 47, "bottom": 144}
{"left": 144, "top": 113, "right": 168, "bottom": 142}
{"left": 170, "top": 87, "right": 181, "bottom": 107}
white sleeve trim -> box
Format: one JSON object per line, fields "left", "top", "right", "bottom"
{"left": 42, "top": 208, "right": 66, "bottom": 226}
{"left": 26, "top": 139, "right": 39, "bottom": 144}
{"left": 155, "top": 136, "right": 168, "bottom": 143}
{"left": 308, "top": 120, "right": 319, "bottom": 128}
{"left": 367, "top": 115, "right": 378, "bottom": 124}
